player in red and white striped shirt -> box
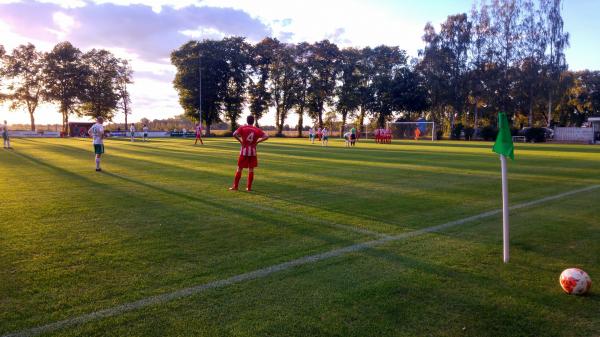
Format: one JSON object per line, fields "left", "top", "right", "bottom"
{"left": 229, "top": 115, "right": 269, "bottom": 191}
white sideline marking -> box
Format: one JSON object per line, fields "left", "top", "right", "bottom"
{"left": 3, "top": 185, "right": 599, "bottom": 337}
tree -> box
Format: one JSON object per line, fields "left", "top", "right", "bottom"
{"left": 80, "top": 49, "right": 121, "bottom": 120}
{"left": 367, "top": 45, "right": 408, "bottom": 128}
{"left": 221, "top": 37, "right": 251, "bottom": 132}
{"left": 356, "top": 47, "right": 375, "bottom": 134}
{"left": 270, "top": 43, "right": 299, "bottom": 135}
{"left": 293, "top": 42, "right": 312, "bottom": 137}
{"left": 336, "top": 48, "right": 362, "bottom": 134}
{"left": 515, "top": 0, "right": 547, "bottom": 126}
{"left": 392, "top": 67, "right": 430, "bottom": 117}
{"left": 307, "top": 40, "right": 340, "bottom": 128}
{"left": 3, "top": 43, "right": 45, "bottom": 131}
{"left": 43, "top": 42, "right": 89, "bottom": 133}
{"left": 439, "top": 13, "right": 472, "bottom": 129}
{"left": 171, "top": 40, "right": 227, "bottom": 135}
{"left": 419, "top": 23, "right": 453, "bottom": 131}
{"left": 490, "top": 0, "right": 522, "bottom": 115}
{"left": 0, "top": 45, "right": 6, "bottom": 102}
{"left": 468, "top": 1, "right": 493, "bottom": 127}
{"left": 116, "top": 59, "right": 133, "bottom": 128}
{"left": 540, "top": 0, "right": 569, "bottom": 126}
{"left": 248, "top": 38, "right": 278, "bottom": 126}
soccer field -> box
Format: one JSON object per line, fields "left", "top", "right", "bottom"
{"left": 1, "top": 137, "right": 599, "bottom": 337}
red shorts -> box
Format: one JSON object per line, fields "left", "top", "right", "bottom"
{"left": 238, "top": 155, "right": 258, "bottom": 168}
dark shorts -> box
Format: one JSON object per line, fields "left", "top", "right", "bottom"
{"left": 144, "top": 133, "right": 148, "bottom": 137}
{"left": 238, "top": 155, "right": 258, "bottom": 168}
{"left": 350, "top": 134, "right": 356, "bottom": 140}
{"left": 94, "top": 144, "right": 104, "bottom": 155}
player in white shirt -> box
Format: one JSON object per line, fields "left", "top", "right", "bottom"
{"left": 321, "top": 127, "right": 329, "bottom": 147}
{"left": 142, "top": 124, "right": 149, "bottom": 142}
{"left": 88, "top": 117, "right": 105, "bottom": 172}
{"left": 309, "top": 127, "right": 316, "bottom": 144}
{"left": 343, "top": 131, "right": 351, "bottom": 147}
{"left": 129, "top": 123, "right": 136, "bottom": 142}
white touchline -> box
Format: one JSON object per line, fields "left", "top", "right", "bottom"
{"left": 3, "top": 185, "right": 599, "bottom": 337}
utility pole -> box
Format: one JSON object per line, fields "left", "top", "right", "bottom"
{"left": 198, "top": 50, "right": 203, "bottom": 136}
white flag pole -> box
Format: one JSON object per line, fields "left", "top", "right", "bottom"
{"left": 500, "top": 154, "right": 509, "bottom": 263}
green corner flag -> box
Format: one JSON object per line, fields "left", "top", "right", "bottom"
{"left": 492, "top": 112, "right": 515, "bottom": 160}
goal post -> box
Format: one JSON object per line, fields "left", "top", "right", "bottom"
{"left": 386, "top": 121, "right": 436, "bottom": 141}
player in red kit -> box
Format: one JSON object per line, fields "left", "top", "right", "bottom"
{"left": 229, "top": 115, "right": 269, "bottom": 191}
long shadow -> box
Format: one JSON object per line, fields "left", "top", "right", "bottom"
{"left": 7, "top": 149, "right": 360, "bottom": 249}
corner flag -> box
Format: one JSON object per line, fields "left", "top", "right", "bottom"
{"left": 492, "top": 112, "right": 514, "bottom": 160}
{"left": 492, "top": 112, "right": 514, "bottom": 264}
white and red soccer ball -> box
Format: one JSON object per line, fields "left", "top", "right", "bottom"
{"left": 559, "top": 268, "right": 592, "bottom": 295}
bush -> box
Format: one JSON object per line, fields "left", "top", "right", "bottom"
{"left": 436, "top": 130, "right": 444, "bottom": 140}
{"left": 480, "top": 126, "right": 498, "bottom": 141}
{"left": 524, "top": 127, "right": 546, "bottom": 143}
{"left": 222, "top": 131, "right": 234, "bottom": 137}
{"left": 274, "top": 132, "right": 286, "bottom": 137}
{"left": 464, "top": 127, "right": 475, "bottom": 140}
{"left": 451, "top": 123, "right": 464, "bottom": 140}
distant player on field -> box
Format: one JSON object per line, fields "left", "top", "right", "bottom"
{"left": 321, "top": 127, "right": 329, "bottom": 146}
{"left": 2, "top": 120, "right": 10, "bottom": 149}
{"left": 143, "top": 124, "right": 149, "bottom": 142}
{"left": 309, "top": 127, "right": 316, "bottom": 144}
{"left": 195, "top": 123, "right": 204, "bottom": 145}
{"left": 350, "top": 126, "right": 357, "bottom": 146}
{"left": 88, "top": 117, "right": 105, "bottom": 172}
{"left": 343, "top": 131, "right": 351, "bottom": 147}
{"left": 129, "top": 123, "right": 136, "bottom": 142}
{"left": 229, "top": 115, "right": 269, "bottom": 191}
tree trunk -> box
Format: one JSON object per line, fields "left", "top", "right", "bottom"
{"left": 29, "top": 111, "right": 35, "bottom": 131}
{"left": 340, "top": 112, "right": 347, "bottom": 137}
{"left": 474, "top": 102, "right": 479, "bottom": 128}
{"left": 318, "top": 111, "right": 323, "bottom": 129}
{"left": 277, "top": 111, "right": 284, "bottom": 135}
{"left": 205, "top": 122, "right": 211, "bottom": 136}
{"left": 547, "top": 93, "right": 552, "bottom": 127}
{"left": 297, "top": 106, "right": 304, "bottom": 138}
{"left": 358, "top": 106, "right": 365, "bottom": 133}
{"left": 528, "top": 98, "right": 534, "bottom": 127}
{"left": 125, "top": 111, "right": 128, "bottom": 130}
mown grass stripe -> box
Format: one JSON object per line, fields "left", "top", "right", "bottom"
{"left": 4, "top": 184, "right": 598, "bottom": 337}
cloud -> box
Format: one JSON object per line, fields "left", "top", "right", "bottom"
{"left": 0, "top": 0, "right": 272, "bottom": 62}
{"left": 325, "top": 27, "right": 351, "bottom": 45}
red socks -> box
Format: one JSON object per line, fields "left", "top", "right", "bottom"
{"left": 247, "top": 172, "right": 254, "bottom": 191}
{"left": 233, "top": 171, "right": 242, "bottom": 189}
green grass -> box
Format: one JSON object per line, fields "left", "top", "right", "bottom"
{"left": 0, "top": 137, "right": 598, "bottom": 337}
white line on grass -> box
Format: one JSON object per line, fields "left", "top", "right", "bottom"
{"left": 3, "top": 185, "right": 599, "bottom": 337}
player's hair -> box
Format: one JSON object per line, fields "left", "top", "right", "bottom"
{"left": 246, "top": 115, "right": 255, "bottom": 125}
{"left": 96, "top": 116, "right": 104, "bottom": 121}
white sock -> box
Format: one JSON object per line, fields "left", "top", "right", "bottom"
{"left": 95, "top": 158, "right": 100, "bottom": 169}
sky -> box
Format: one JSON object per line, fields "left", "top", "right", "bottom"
{"left": 1, "top": 0, "right": 599, "bottom": 127}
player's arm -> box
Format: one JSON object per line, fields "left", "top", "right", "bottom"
{"left": 256, "top": 132, "right": 269, "bottom": 144}
{"left": 232, "top": 130, "right": 243, "bottom": 144}
{"left": 87, "top": 127, "right": 93, "bottom": 137}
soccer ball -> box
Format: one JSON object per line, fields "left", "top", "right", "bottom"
{"left": 559, "top": 268, "right": 592, "bottom": 295}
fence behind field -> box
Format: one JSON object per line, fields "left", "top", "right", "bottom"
{"left": 554, "top": 127, "right": 594, "bottom": 142}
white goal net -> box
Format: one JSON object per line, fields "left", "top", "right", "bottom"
{"left": 385, "top": 121, "right": 436, "bottom": 141}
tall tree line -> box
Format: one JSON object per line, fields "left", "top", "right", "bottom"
{"left": 172, "top": 0, "right": 598, "bottom": 136}
{"left": 172, "top": 38, "right": 427, "bottom": 135}
{"left": 0, "top": 41, "right": 133, "bottom": 132}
